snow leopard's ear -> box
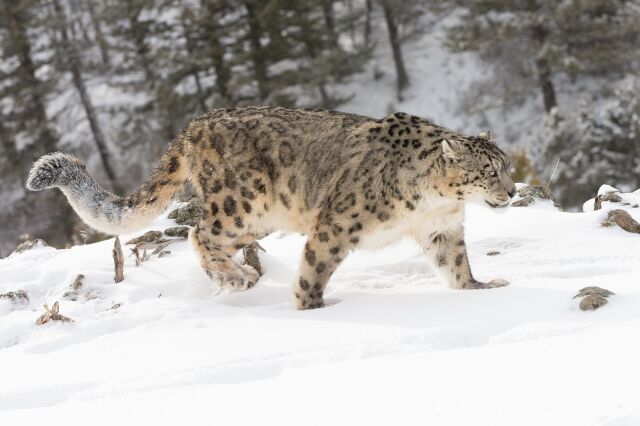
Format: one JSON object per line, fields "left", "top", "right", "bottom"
{"left": 441, "top": 139, "right": 464, "bottom": 161}
{"left": 478, "top": 131, "right": 491, "bottom": 140}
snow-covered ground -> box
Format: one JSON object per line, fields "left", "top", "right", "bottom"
{"left": 2, "top": 189, "right": 640, "bottom": 425}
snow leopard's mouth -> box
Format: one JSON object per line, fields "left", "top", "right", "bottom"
{"left": 485, "top": 201, "right": 510, "bottom": 208}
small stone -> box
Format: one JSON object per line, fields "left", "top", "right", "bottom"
{"left": 71, "top": 274, "right": 85, "bottom": 290}
{"left": 12, "top": 239, "right": 47, "bottom": 255}
{"left": 594, "top": 192, "right": 622, "bottom": 210}
{"left": 163, "top": 226, "right": 190, "bottom": 238}
{"left": 71, "top": 226, "right": 110, "bottom": 246}
{"left": 126, "top": 231, "right": 163, "bottom": 245}
{"left": 63, "top": 274, "right": 85, "bottom": 301}
{"left": 579, "top": 294, "right": 608, "bottom": 311}
{"left": 512, "top": 185, "right": 556, "bottom": 207}
{"left": 83, "top": 289, "right": 99, "bottom": 301}
{"left": 486, "top": 250, "right": 501, "bottom": 256}
{"left": 518, "top": 185, "right": 554, "bottom": 200}
{"left": 511, "top": 197, "right": 534, "bottom": 207}
{"left": 62, "top": 291, "right": 79, "bottom": 301}
{"left": 573, "top": 286, "right": 615, "bottom": 299}
{"left": 0, "top": 290, "right": 29, "bottom": 304}
{"left": 167, "top": 199, "right": 205, "bottom": 226}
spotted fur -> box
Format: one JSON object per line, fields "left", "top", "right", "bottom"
{"left": 27, "top": 107, "right": 516, "bottom": 309}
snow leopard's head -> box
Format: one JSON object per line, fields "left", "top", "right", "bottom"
{"left": 441, "top": 132, "right": 516, "bottom": 208}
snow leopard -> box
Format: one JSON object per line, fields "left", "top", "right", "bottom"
{"left": 26, "top": 106, "right": 516, "bottom": 310}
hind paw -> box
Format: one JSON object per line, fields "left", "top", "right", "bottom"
{"left": 208, "top": 264, "right": 260, "bottom": 292}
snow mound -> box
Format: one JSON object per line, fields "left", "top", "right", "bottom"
{"left": 2, "top": 193, "right": 640, "bottom": 425}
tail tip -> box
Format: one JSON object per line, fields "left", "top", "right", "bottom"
{"left": 26, "top": 152, "right": 84, "bottom": 191}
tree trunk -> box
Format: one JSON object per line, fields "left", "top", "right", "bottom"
{"left": 52, "top": 0, "right": 122, "bottom": 194}
{"left": 0, "top": 115, "right": 17, "bottom": 165}
{"left": 86, "top": 0, "right": 110, "bottom": 68}
{"left": 294, "top": 8, "right": 332, "bottom": 108}
{"left": 381, "top": 0, "right": 409, "bottom": 101}
{"left": 244, "top": 1, "right": 269, "bottom": 101}
{"left": 365, "top": 0, "right": 373, "bottom": 46}
{"left": 69, "top": 0, "right": 91, "bottom": 45}
{"left": 535, "top": 56, "right": 557, "bottom": 113}
{"left": 126, "top": 4, "right": 156, "bottom": 84}
{"left": 192, "top": 69, "right": 208, "bottom": 113}
{"left": 527, "top": 0, "right": 557, "bottom": 113}
{"left": 322, "top": 0, "right": 338, "bottom": 48}
{"left": 202, "top": 0, "right": 232, "bottom": 105}
{"left": 209, "top": 33, "right": 232, "bottom": 105}
{"left": 180, "top": 9, "right": 208, "bottom": 112}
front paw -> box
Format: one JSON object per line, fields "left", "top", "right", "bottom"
{"left": 294, "top": 296, "right": 325, "bottom": 310}
{"left": 463, "top": 278, "right": 509, "bottom": 289}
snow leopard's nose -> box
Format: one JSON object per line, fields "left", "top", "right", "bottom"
{"left": 508, "top": 187, "right": 517, "bottom": 198}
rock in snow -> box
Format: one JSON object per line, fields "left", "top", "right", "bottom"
{"left": 573, "top": 286, "right": 615, "bottom": 311}
{"left": 125, "top": 230, "right": 163, "bottom": 245}
{"left": 167, "top": 199, "right": 205, "bottom": 226}
{"left": 579, "top": 294, "right": 608, "bottom": 311}
{"left": 511, "top": 184, "right": 556, "bottom": 208}
{"left": 163, "top": 226, "right": 190, "bottom": 239}
{"left": 10, "top": 238, "right": 47, "bottom": 256}
{"left": 601, "top": 209, "right": 640, "bottom": 234}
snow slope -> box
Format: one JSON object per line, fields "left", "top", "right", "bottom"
{"left": 1, "top": 192, "right": 640, "bottom": 425}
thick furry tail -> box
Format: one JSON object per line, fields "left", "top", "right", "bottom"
{"left": 26, "top": 143, "right": 188, "bottom": 235}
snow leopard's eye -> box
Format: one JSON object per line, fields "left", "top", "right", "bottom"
{"left": 489, "top": 171, "right": 497, "bottom": 177}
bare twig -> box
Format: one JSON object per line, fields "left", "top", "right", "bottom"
{"left": 546, "top": 158, "right": 560, "bottom": 189}
{"left": 128, "top": 239, "right": 181, "bottom": 252}
{"left": 35, "top": 301, "right": 74, "bottom": 325}
{"left": 129, "top": 239, "right": 181, "bottom": 264}
{"left": 130, "top": 247, "right": 142, "bottom": 266}
{"left": 113, "top": 237, "right": 124, "bottom": 283}
{"left": 150, "top": 242, "right": 170, "bottom": 255}
{"left": 243, "top": 242, "right": 263, "bottom": 276}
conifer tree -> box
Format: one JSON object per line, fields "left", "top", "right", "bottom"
{"left": 0, "top": 0, "right": 76, "bottom": 247}
{"left": 543, "top": 76, "right": 640, "bottom": 207}
{"left": 446, "top": 0, "right": 640, "bottom": 114}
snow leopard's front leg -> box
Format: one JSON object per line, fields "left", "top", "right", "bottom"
{"left": 416, "top": 225, "right": 508, "bottom": 290}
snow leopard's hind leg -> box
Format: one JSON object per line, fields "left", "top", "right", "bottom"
{"left": 191, "top": 223, "right": 260, "bottom": 292}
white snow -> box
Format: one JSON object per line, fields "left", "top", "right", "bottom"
{"left": 2, "top": 194, "right": 640, "bottom": 425}
{"left": 598, "top": 184, "right": 621, "bottom": 196}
